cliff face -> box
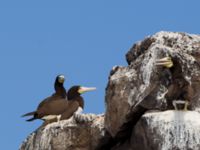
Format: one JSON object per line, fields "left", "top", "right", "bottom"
{"left": 130, "top": 111, "right": 200, "bottom": 150}
{"left": 20, "top": 31, "right": 200, "bottom": 150}
{"left": 20, "top": 114, "right": 104, "bottom": 150}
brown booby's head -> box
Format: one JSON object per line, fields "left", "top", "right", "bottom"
{"left": 54, "top": 75, "right": 67, "bottom": 97}
{"left": 67, "top": 85, "right": 96, "bottom": 100}
{"left": 56, "top": 74, "right": 65, "bottom": 84}
{"left": 156, "top": 56, "right": 174, "bottom": 68}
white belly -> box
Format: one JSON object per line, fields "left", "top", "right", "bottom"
{"left": 42, "top": 107, "right": 82, "bottom": 121}
{"left": 42, "top": 115, "right": 61, "bottom": 120}
{"left": 75, "top": 107, "right": 83, "bottom": 114}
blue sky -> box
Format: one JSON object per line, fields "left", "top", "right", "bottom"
{"left": 0, "top": 0, "right": 199, "bottom": 149}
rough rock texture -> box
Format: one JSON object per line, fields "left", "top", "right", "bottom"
{"left": 102, "top": 31, "right": 200, "bottom": 149}
{"left": 20, "top": 114, "right": 104, "bottom": 150}
{"left": 20, "top": 31, "right": 200, "bottom": 150}
{"left": 105, "top": 31, "right": 200, "bottom": 137}
{"left": 130, "top": 111, "right": 200, "bottom": 150}
{"left": 111, "top": 110, "right": 200, "bottom": 150}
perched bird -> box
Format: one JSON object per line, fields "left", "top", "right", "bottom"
{"left": 22, "top": 74, "right": 68, "bottom": 122}
{"left": 155, "top": 56, "right": 174, "bottom": 68}
{"left": 156, "top": 56, "right": 192, "bottom": 111}
{"left": 60, "top": 85, "right": 96, "bottom": 120}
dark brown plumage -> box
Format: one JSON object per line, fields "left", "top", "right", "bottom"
{"left": 22, "top": 75, "right": 68, "bottom": 121}
{"left": 164, "top": 59, "right": 193, "bottom": 110}
{"left": 60, "top": 86, "right": 96, "bottom": 120}
{"left": 156, "top": 57, "right": 193, "bottom": 110}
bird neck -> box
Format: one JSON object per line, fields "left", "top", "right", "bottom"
{"left": 54, "top": 83, "right": 67, "bottom": 98}
{"left": 68, "top": 96, "right": 84, "bottom": 109}
{"left": 77, "top": 96, "right": 84, "bottom": 109}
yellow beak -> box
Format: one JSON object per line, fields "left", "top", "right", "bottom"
{"left": 78, "top": 87, "right": 96, "bottom": 94}
{"left": 155, "top": 57, "right": 173, "bottom": 68}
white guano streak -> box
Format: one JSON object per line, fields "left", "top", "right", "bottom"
{"left": 145, "top": 110, "right": 200, "bottom": 150}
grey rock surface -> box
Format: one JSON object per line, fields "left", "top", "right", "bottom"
{"left": 20, "top": 114, "right": 104, "bottom": 150}
{"left": 130, "top": 110, "right": 200, "bottom": 150}
{"left": 105, "top": 31, "right": 200, "bottom": 137}
{"left": 114, "top": 110, "right": 200, "bottom": 150}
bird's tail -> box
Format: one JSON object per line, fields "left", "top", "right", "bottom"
{"left": 26, "top": 117, "right": 37, "bottom": 122}
{"left": 21, "top": 111, "right": 36, "bottom": 117}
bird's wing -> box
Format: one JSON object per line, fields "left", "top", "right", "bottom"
{"left": 60, "top": 101, "right": 80, "bottom": 120}
{"left": 36, "top": 99, "right": 68, "bottom": 118}
{"left": 37, "top": 94, "right": 64, "bottom": 109}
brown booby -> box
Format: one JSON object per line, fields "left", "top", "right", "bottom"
{"left": 60, "top": 85, "right": 96, "bottom": 120}
{"left": 22, "top": 74, "right": 68, "bottom": 122}
{"left": 156, "top": 56, "right": 191, "bottom": 110}
{"left": 156, "top": 57, "right": 174, "bottom": 68}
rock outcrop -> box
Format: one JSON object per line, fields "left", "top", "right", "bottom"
{"left": 20, "top": 31, "right": 200, "bottom": 150}
{"left": 102, "top": 31, "right": 200, "bottom": 150}
{"left": 130, "top": 111, "right": 200, "bottom": 150}
{"left": 20, "top": 114, "right": 104, "bottom": 150}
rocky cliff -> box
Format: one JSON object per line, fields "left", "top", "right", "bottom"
{"left": 20, "top": 31, "right": 200, "bottom": 150}
{"left": 20, "top": 114, "right": 104, "bottom": 150}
